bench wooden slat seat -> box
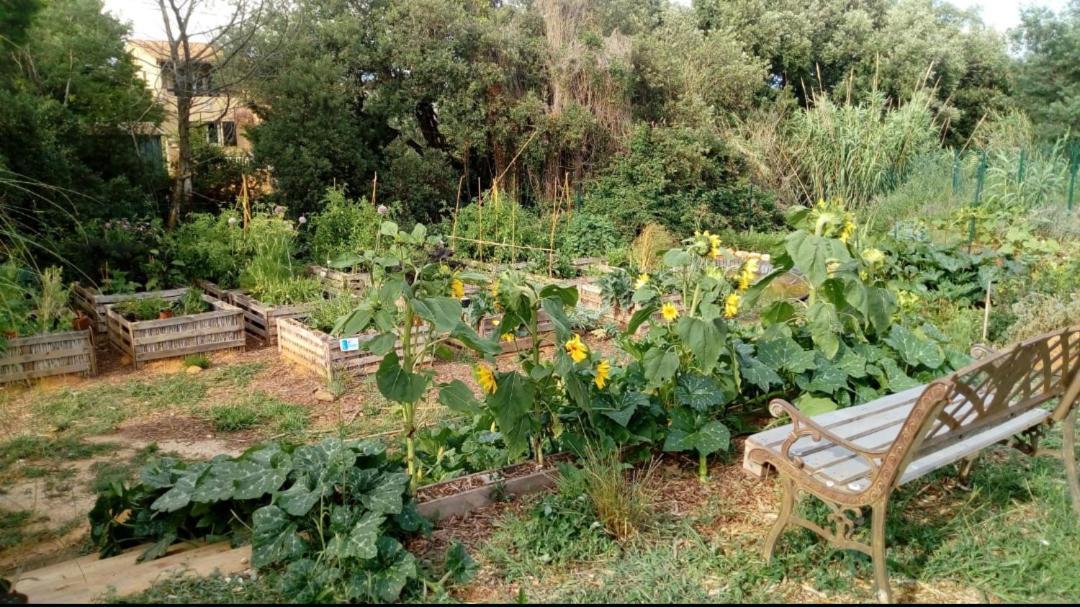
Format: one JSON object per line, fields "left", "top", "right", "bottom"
{"left": 742, "top": 325, "right": 1080, "bottom": 603}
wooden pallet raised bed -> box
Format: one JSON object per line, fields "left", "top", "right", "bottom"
{"left": 475, "top": 311, "right": 555, "bottom": 354}
{"left": 277, "top": 318, "right": 433, "bottom": 380}
{"left": 229, "top": 291, "right": 312, "bottom": 346}
{"left": 0, "top": 330, "right": 96, "bottom": 384}
{"left": 307, "top": 264, "right": 370, "bottom": 295}
{"left": 106, "top": 293, "right": 245, "bottom": 369}
{"left": 73, "top": 285, "right": 188, "bottom": 334}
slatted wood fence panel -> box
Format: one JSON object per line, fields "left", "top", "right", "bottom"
{"left": 229, "top": 292, "right": 311, "bottom": 346}
{"left": 0, "top": 330, "right": 95, "bottom": 383}
{"left": 307, "top": 264, "right": 370, "bottom": 295}
{"left": 277, "top": 318, "right": 430, "bottom": 380}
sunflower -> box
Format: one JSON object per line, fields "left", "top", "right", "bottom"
{"left": 661, "top": 302, "right": 679, "bottom": 322}
{"left": 634, "top": 273, "right": 650, "bottom": 289}
{"left": 564, "top": 333, "right": 589, "bottom": 363}
{"left": 707, "top": 231, "right": 723, "bottom": 259}
{"left": 489, "top": 279, "right": 500, "bottom": 298}
{"left": 594, "top": 359, "right": 611, "bottom": 389}
{"left": 501, "top": 332, "right": 516, "bottom": 343}
{"left": 737, "top": 258, "right": 759, "bottom": 292}
{"left": 451, "top": 278, "right": 465, "bottom": 299}
{"left": 474, "top": 364, "right": 497, "bottom": 394}
{"left": 724, "top": 293, "right": 740, "bottom": 319}
{"left": 839, "top": 216, "right": 856, "bottom": 243}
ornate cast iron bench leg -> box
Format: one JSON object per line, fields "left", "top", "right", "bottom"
{"left": 763, "top": 474, "right": 796, "bottom": 563}
{"left": 1065, "top": 410, "right": 1080, "bottom": 515}
{"left": 871, "top": 501, "right": 892, "bottom": 604}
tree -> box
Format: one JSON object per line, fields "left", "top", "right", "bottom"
{"left": 1011, "top": 0, "right": 1080, "bottom": 141}
{"left": 152, "top": 0, "right": 271, "bottom": 226}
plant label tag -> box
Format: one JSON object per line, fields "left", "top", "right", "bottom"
{"left": 339, "top": 337, "right": 360, "bottom": 352}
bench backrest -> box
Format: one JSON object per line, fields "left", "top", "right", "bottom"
{"left": 878, "top": 324, "right": 1080, "bottom": 491}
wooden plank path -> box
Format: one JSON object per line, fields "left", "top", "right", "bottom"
{"left": 16, "top": 541, "right": 250, "bottom": 604}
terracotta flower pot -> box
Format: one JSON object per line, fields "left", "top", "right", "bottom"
{"left": 73, "top": 314, "right": 93, "bottom": 331}
{"left": 158, "top": 309, "right": 174, "bottom": 320}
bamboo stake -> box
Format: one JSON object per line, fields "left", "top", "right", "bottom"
{"left": 981, "top": 279, "right": 992, "bottom": 342}
{"left": 450, "top": 175, "right": 464, "bottom": 251}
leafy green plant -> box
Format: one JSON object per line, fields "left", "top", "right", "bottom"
{"left": 458, "top": 270, "right": 585, "bottom": 467}
{"left": 306, "top": 293, "right": 358, "bottom": 334}
{"left": 89, "top": 438, "right": 471, "bottom": 603}
{"left": 176, "top": 287, "right": 209, "bottom": 316}
{"left": 309, "top": 185, "right": 380, "bottom": 266}
{"left": 182, "top": 354, "right": 211, "bottom": 369}
{"left": 113, "top": 296, "right": 169, "bottom": 322}
{"left": 333, "top": 221, "right": 500, "bottom": 490}
{"left": 597, "top": 267, "right": 634, "bottom": 313}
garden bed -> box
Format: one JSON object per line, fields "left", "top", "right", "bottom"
{"left": 277, "top": 317, "right": 430, "bottom": 380}
{"left": 307, "top": 264, "right": 370, "bottom": 295}
{"left": 475, "top": 310, "right": 554, "bottom": 354}
{"left": 105, "top": 293, "right": 245, "bottom": 369}
{"left": 228, "top": 291, "right": 312, "bottom": 347}
{"left": 0, "top": 329, "right": 96, "bottom": 384}
{"left": 415, "top": 455, "right": 570, "bottom": 522}
{"left": 73, "top": 285, "right": 189, "bottom": 334}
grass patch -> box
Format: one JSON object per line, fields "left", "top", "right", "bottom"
{"left": 205, "top": 392, "right": 309, "bottom": 436}
{"left": 106, "top": 570, "right": 284, "bottom": 604}
{"left": 210, "top": 362, "right": 265, "bottom": 388}
{"left": 31, "top": 373, "right": 210, "bottom": 437}
{"left": 0, "top": 435, "right": 117, "bottom": 475}
{"left": 0, "top": 510, "right": 38, "bottom": 549}
{"left": 182, "top": 354, "right": 211, "bottom": 369}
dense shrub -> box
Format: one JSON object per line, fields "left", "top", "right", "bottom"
{"left": 557, "top": 213, "right": 625, "bottom": 261}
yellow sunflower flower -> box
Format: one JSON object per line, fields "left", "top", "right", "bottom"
{"left": 564, "top": 333, "right": 589, "bottom": 363}
{"left": 724, "top": 293, "right": 740, "bottom": 319}
{"left": 489, "top": 279, "right": 500, "bottom": 298}
{"left": 594, "top": 359, "right": 611, "bottom": 389}
{"left": 634, "top": 273, "right": 650, "bottom": 289}
{"left": 661, "top": 302, "right": 679, "bottom": 322}
{"left": 707, "top": 231, "right": 723, "bottom": 259}
{"left": 451, "top": 278, "right": 465, "bottom": 299}
{"left": 501, "top": 332, "right": 516, "bottom": 343}
{"left": 737, "top": 258, "right": 759, "bottom": 291}
{"left": 474, "top": 364, "right": 497, "bottom": 394}
{"left": 839, "top": 216, "right": 856, "bottom": 243}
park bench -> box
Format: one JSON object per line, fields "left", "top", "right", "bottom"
{"left": 743, "top": 325, "right": 1080, "bottom": 603}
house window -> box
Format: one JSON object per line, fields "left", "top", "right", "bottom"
{"left": 205, "top": 121, "right": 238, "bottom": 147}
{"left": 222, "top": 121, "right": 237, "bottom": 146}
{"left": 159, "top": 60, "right": 214, "bottom": 96}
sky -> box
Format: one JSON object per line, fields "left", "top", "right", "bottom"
{"left": 105, "top": 0, "right": 1070, "bottom": 40}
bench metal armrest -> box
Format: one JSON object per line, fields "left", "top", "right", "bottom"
{"left": 768, "top": 399, "right": 890, "bottom": 473}
{"left": 969, "top": 343, "right": 997, "bottom": 360}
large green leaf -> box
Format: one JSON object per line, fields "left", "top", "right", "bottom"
{"left": 884, "top": 325, "right": 944, "bottom": 369}
{"left": 361, "top": 332, "right": 397, "bottom": 356}
{"left": 675, "top": 316, "right": 722, "bottom": 373}
{"left": 361, "top": 472, "right": 408, "bottom": 515}
{"left": 540, "top": 297, "right": 574, "bottom": 340}
{"left": 413, "top": 297, "right": 463, "bottom": 333}
{"left": 333, "top": 304, "right": 374, "bottom": 337}
{"left": 626, "top": 304, "right": 657, "bottom": 334}
{"left": 739, "top": 352, "right": 783, "bottom": 391}
{"left": 674, "top": 373, "right": 725, "bottom": 412}
{"left": 277, "top": 475, "right": 322, "bottom": 517}
{"left": 344, "top": 511, "right": 384, "bottom": 560}
{"left": 488, "top": 371, "right": 535, "bottom": 456}
{"left": 785, "top": 231, "right": 850, "bottom": 286}
{"left": 794, "top": 394, "right": 838, "bottom": 416}
{"left": 438, "top": 380, "right": 483, "bottom": 416}
{"left": 375, "top": 352, "right": 428, "bottom": 404}
{"left": 756, "top": 335, "right": 815, "bottom": 374}
{"left": 643, "top": 347, "right": 679, "bottom": 390}
{"left": 600, "top": 391, "right": 650, "bottom": 427}
{"left": 804, "top": 360, "right": 848, "bottom": 395}
{"left": 538, "top": 284, "right": 579, "bottom": 308}
{"left": 232, "top": 444, "right": 292, "bottom": 501}
{"left": 806, "top": 302, "right": 841, "bottom": 359}
{"left": 691, "top": 421, "right": 731, "bottom": 456}
{"left": 449, "top": 324, "right": 501, "bottom": 356}
{"left": 252, "top": 505, "right": 306, "bottom": 568}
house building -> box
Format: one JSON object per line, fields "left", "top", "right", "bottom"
{"left": 126, "top": 39, "right": 258, "bottom": 174}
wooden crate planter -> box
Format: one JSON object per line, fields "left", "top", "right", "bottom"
{"left": 229, "top": 292, "right": 312, "bottom": 346}
{"left": 475, "top": 311, "right": 554, "bottom": 354}
{"left": 0, "top": 330, "right": 95, "bottom": 384}
{"left": 106, "top": 293, "right": 245, "bottom": 369}
{"left": 277, "top": 318, "right": 431, "bottom": 380}
{"left": 307, "top": 264, "right": 370, "bottom": 295}
{"left": 73, "top": 285, "right": 188, "bottom": 334}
